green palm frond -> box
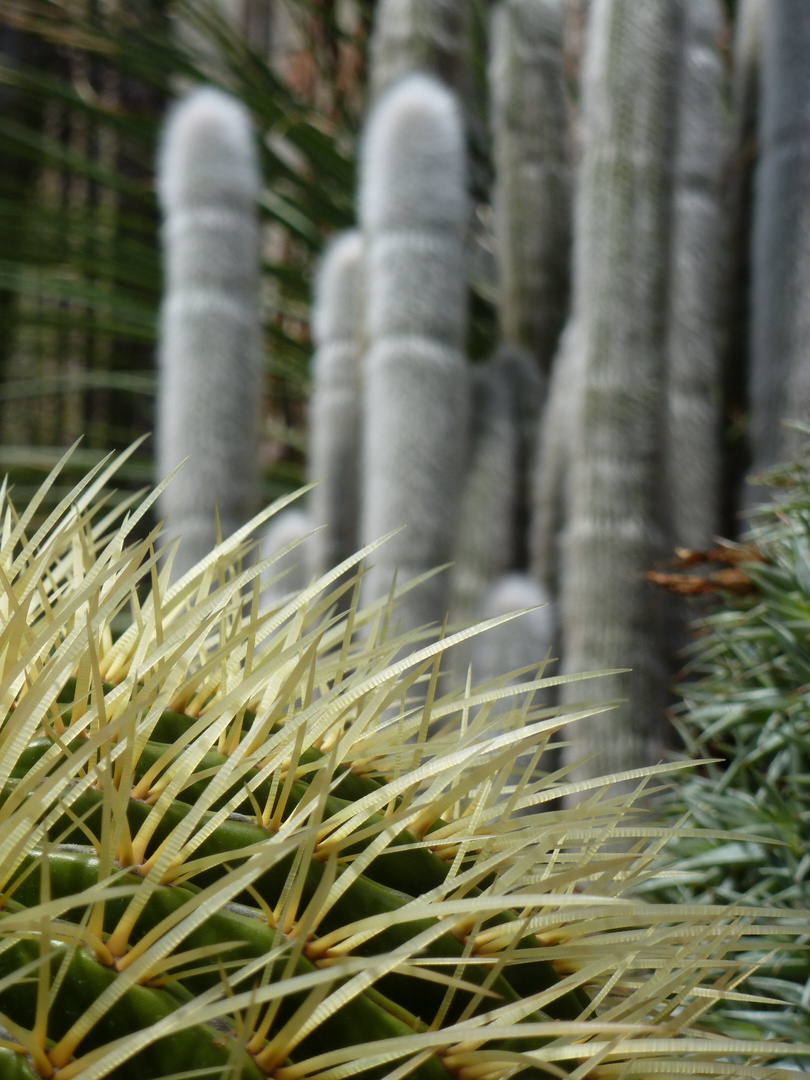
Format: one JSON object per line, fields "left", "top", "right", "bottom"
{"left": 0, "top": 0, "right": 362, "bottom": 506}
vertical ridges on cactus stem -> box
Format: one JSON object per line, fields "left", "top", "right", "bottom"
{"left": 369, "top": 0, "right": 474, "bottom": 103}
{"left": 155, "top": 86, "right": 262, "bottom": 581}
{"left": 452, "top": 348, "right": 541, "bottom": 629}
{"left": 308, "top": 230, "right": 365, "bottom": 579}
{"left": 750, "top": 0, "right": 810, "bottom": 477}
{"left": 359, "top": 73, "right": 470, "bottom": 635}
{"left": 530, "top": 317, "right": 581, "bottom": 596}
{"left": 720, "top": 0, "right": 763, "bottom": 521}
{"left": 664, "top": 0, "right": 726, "bottom": 552}
{"left": 559, "top": 0, "right": 684, "bottom": 788}
{"left": 490, "top": 0, "right": 571, "bottom": 386}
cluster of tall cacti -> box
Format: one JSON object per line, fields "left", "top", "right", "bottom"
{"left": 155, "top": 0, "right": 810, "bottom": 788}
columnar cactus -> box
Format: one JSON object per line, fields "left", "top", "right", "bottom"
{"left": 530, "top": 317, "right": 581, "bottom": 595}
{"left": 307, "top": 229, "right": 365, "bottom": 578}
{"left": 720, "top": 0, "right": 764, "bottom": 517}
{"left": 558, "top": 0, "right": 684, "bottom": 785}
{"left": 489, "top": 0, "right": 572, "bottom": 386}
{"left": 470, "top": 571, "right": 556, "bottom": 696}
{"left": 749, "top": 0, "right": 810, "bottom": 476}
{"left": 358, "top": 72, "right": 470, "bottom": 635}
{"left": 663, "top": 0, "right": 726, "bottom": 552}
{"left": 452, "top": 349, "right": 541, "bottom": 627}
{"left": 155, "top": 86, "right": 262, "bottom": 581}
{"left": 368, "top": 0, "right": 474, "bottom": 102}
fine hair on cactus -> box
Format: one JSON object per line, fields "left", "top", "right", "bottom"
{"left": 1, "top": 447, "right": 810, "bottom": 1079}
{"left": 307, "top": 229, "right": 365, "bottom": 581}
{"left": 489, "top": 0, "right": 571, "bottom": 385}
{"left": 155, "top": 85, "right": 262, "bottom": 581}
{"left": 749, "top": 0, "right": 810, "bottom": 477}
{"left": 557, "top": 0, "right": 684, "bottom": 785}
{"left": 358, "top": 71, "right": 470, "bottom": 635}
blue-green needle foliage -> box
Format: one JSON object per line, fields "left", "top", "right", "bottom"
{"left": 645, "top": 445, "right": 810, "bottom": 1046}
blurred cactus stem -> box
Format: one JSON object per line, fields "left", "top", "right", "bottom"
{"left": 368, "top": 0, "right": 475, "bottom": 102}
{"left": 749, "top": 0, "right": 810, "bottom": 477}
{"left": 529, "top": 318, "right": 582, "bottom": 595}
{"left": 452, "top": 348, "right": 541, "bottom": 627}
{"left": 307, "top": 230, "right": 365, "bottom": 579}
{"left": 490, "top": 0, "right": 572, "bottom": 387}
{"left": 155, "top": 86, "right": 262, "bottom": 580}
{"left": 664, "top": 0, "right": 727, "bottom": 551}
{"left": 559, "top": 0, "right": 684, "bottom": 787}
{"left": 359, "top": 72, "right": 470, "bottom": 635}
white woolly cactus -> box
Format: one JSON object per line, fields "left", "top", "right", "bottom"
{"left": 155, "top": 85, "right": 262, "bottom": 581}
{"left": 359, "top": 72, "right": 470, "bottom": 635}
{"left": 490, "top": 0, "right": 571, "bottom": 383}
{"left": 307, "top": 229, "right": 365, "bottom": 579}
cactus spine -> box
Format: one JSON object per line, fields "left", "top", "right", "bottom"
{"left": 749, "top": 0, "right": 810, "bottom": 474}
{"left": 359, "top": 72, "right": 470, "bottom": 634}
{"left": 664, "top": 0, "right": 726, "bottom": 551}
{"left": 559, "top": 0, "right": 684, "bottom": 784}
{"left": 307, "top": 229, "right": 365, "bottom": 578}
{"left": 489, "top": 0, "right": 572, "bottom": 384}
{"left": 155, "top": 86, "right": 262, "bottom": 581}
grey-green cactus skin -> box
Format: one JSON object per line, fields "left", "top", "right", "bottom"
{"left": 307, "top": 230, "right": 365, "bottom": 578}
{"left": 470, "top": 572, "right": 557, "bottom": 810}
{"left": 359, "top": 72, "right": 470, "bottom": 635}
{"left": 451, "top": 348, "right": 541, "bottom": 629}
{"left": 369, "top": 0, "right": 474, "bottom": 102}
{"left": 664, "top": 0, "right": 726, "bottom": 552}
{"left": 529, "top": 318, "right": 582, "bottom": 597}
{"left": 258, "top": 507, "right": 314, "bottom": 609}
{"left": 750, "top": 0, "right": 810, "bottom": 475}
{"left": 721, "top": 0, "right": 763, "bottom": 517}
{"left": 471, "top": 573, "right": 555, "bottom": 690}
{"left": 559, "top": 0, "right": 684, "bottom": 784}
{"left": 490, "top": 0, "right": 571, "bottom": 384}
{"left": 155, "top": 86, "right": 262, "bottom": 581}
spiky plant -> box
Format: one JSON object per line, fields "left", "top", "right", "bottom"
{"left": 642, "top": 443, "right": 810, "bottom": 1048}
{"left": 2, "top": 447, "right": 810, "bottom": 1080}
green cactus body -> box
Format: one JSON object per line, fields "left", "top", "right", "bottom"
{"left": 750, "top": 0, "right": 810, "bottom": 474}
{"left": 489, "top": 0, "right": 571, "bottom": 385}
{"left": 308, "top": 230, "right": 365, "bottom": 579}
{"left": 2, "top": 452, "right": 810, "bottom": 1078}
{"left": 664, "top": 0, "right": 726, "bottom": 551}
{"left": 155, "top": 86, "right": 262, "bottom": 581}
{"left": 369, "top": 0, "right": 474, "bottom": 102}
{"left": 359, "top": 73, "right": 470, "bottom": 635}
{"left": 559, "top": 0, "right": 684, "bottom": 784}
